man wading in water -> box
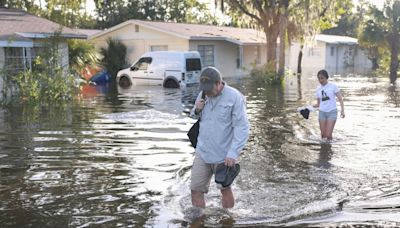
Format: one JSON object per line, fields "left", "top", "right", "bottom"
{"left": 188, "top": 67, "right": 249, "bottom": 216}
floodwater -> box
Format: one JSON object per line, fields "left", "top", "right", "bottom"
{"left": 0, "top": 74, "right": 399, "bottom": 227}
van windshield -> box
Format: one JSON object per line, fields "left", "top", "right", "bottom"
{"left": 186, "top": 58, "right": 201, "bottom": 71}
{"left": 132, "top": 57, "right": 152, "bottom": 71}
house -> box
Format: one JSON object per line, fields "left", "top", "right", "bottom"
{"left": 75, "top": 29, "right": 102, "bottom": 38}
{"left": 0, "top": 8, "right": 87, "bottom": 75}
{"left": 287, "top": 34, "right": 372, "bottom": 75}
{"left": 89, "top": 20, "right": 267, "bottom": 78}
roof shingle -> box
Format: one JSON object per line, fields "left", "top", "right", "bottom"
{"left": 0, "top": 8, "right": 86, "bottom": 39}
{"left": 91, "top": 20, "right": 266, "bottom": 45}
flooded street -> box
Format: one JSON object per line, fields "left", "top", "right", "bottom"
{"left": 0, "top": 74, "right": 399, "bottom": 227}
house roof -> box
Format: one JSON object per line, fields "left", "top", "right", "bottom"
{"left": 75, "top": 29, "right": 103, "bottom": 37}
{"left": 0, "top": 8, "right": 87, "bottom": 39}
{"left": 90, "top": 20, "right": 266, "bottom": 45}
{"left": 316, "top": 34, "right": 358, "bottom": 45}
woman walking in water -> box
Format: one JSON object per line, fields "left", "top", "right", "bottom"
{"left": 314, "top": 70, "right": 345, "bottom": 141}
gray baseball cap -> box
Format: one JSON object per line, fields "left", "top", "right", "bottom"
{"left": 199, "top": 67, "right": 222, "bottom": 92}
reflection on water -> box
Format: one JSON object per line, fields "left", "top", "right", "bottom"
{"left": 0, "top": 75, "right": 399, "bottom": 227}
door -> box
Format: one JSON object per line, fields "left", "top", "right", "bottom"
{"left": 129, "top": 57, "right": 152, "bottom": 85}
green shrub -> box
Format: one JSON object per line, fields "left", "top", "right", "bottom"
{"left": 1, "top": 30, "right": 77, "bottom": 106}
{"left": 250, "top": 65, "right": 282, "bottom": 85}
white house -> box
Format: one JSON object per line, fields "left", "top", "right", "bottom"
{"left": 287, "top": 34, "right": 372, "bottom": 75}
{"left": 0, "top": 8, "right": 86, "bottom": 75}
{"left": 89, "top": 20, "right": 267, "bottom": 78}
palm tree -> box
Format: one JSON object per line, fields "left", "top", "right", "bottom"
{"left": 99, "top": 38, "right": 127, "bottom": 82}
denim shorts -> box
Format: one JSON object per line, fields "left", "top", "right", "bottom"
{"left": 319, "top": 109, "right": 338, "bottom": 120}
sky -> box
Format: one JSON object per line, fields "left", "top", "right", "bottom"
{"left": 355, "top": 0, "right": 384, "bottom": 8}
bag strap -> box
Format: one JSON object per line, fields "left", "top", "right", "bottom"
{"left": 199, "top": 91, "right": 206, "bottom": 121}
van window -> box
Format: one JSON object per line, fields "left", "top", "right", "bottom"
{"left": 132, "top": 57, "right": 152, "bottom": 70}
{"left": 186, "top": 58, "right": 201, "bottom": 71}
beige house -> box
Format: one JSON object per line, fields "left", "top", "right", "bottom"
{"left": 287, "top": 34, "right": 372, "bottom": 75}
{"left": 0, "top": 8, "right": 86, "bottom": 75}
{"left": 89, "top": 20, "right": 267, "bottom": 78}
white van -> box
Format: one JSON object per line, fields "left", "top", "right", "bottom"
{"left": 116, "top": 51, "right": 202, "bottom": 88}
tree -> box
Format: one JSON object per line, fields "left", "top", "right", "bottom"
{"left": 1, "top": 0, "right": 96, "bottom": 28}
{"left": 0, "top": 0, "right": 42, "bottom": 15}
{"left": 93, "top": 0, "right": 219, "bottom": 29}
{"left": 290, "top": 0, "right": 351, "bottom": 75}
{"left": 225, "top": 0, "right": 285, "bottom": 78}
{"left": 99, "top": 38, "right": 127, "bottom": 82}
{"left": 94, "top": 0, "right": 127, "bottom": 29}
{"left": 68, "top": 39, "right": 99, "bottom": 74}
{"left": 360, "top": 0, "right": 400, "bottom": 83}
{"left": 322, "top": 5, "right": 365, "bottom": 38}
{"left": 224, "top": 0, "right": 349, "bottom": 78}
{"left": 387, "top": 0, "right": 400, "bottom": 84}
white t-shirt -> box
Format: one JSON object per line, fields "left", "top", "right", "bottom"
{"left": 315, "top": 82, "right": 340, "bottom": 112}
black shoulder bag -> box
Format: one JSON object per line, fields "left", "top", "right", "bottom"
{"left": 187, "top": 92, "right": 205, "bottom": 148}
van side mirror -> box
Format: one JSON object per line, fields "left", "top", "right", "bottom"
{"left": 130, "top": 66, "right": 137, "bottom": 71}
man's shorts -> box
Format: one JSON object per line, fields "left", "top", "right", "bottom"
{"left": 319, "top": 109, "right": 337, "bottom": 121}
{"left": 190, "top": 153, "right": 222, "bottom": 193}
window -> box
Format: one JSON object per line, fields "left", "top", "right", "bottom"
{"left": 135, "top": 25, "right": 139, "bottom": 32}
{"left": 197, "top": 45, "right": 214, "bottom": 66}
{"left": 150, "top": 45, "right": 168, "bottom": 51}
{"left": 308, "top": 47, "right": 321, "bottom": 57}
{"left": 132, "top": 57, "right": 152, "bottom": 71}
{"left": 330, "top": 46, "right": 335, "bottom": 56}
{"left": 4, "top": 47, "right": 26, "bottom": 73}
{"left": 186, "top": 58, "right": 201, "bottom": 71}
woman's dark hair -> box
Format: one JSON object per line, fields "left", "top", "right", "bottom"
{"left": 317, "top": 69, "right": 329, "bottom": 79}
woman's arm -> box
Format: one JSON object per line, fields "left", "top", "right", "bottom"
{"left": 313, "top": 98, "right": 320, "bottom": 109}
{"left": 336, "top": 91, "right": 345, "bottom": 118}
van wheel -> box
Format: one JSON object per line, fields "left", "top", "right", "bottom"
{"left": 119, "top": 76, "right": 131, "bottom": 87}
{"left": 164, "top": 79, "right": 179, "bottom": 88}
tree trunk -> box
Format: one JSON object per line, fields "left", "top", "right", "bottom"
{"left": 371, "top": 58, "right": 379, "bottom": 70}
{"left": 389, "top": 32, "right": 399, "bottom": 84}
{"left": 278, "top": 33, "right": 285, "bottom": 79}
{"left": 297, "top": 44, "right": 304, "bottom": 75}
{"left": 264, "top": 23, "right": 279, "bottom": 73}
{"left": 278, "top": 16, "right": 286, "bottom": 79}
{"left": 389, "top": 2, "right": 399, "bottom": 84}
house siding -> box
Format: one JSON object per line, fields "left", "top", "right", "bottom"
{"left": 90, "top": 22, "right": 270, "bottom": 78}
{"left": 90, "top": 24, "right": 189, "bottom": 65}
{"left": 242, "top": 44, "right": 267, "bottom": 70}
{"left": 0, "top": 48, "right": 3, "bottom": 96}
{"left": 59, "top": 42, "right": 69, "bottom": 75}
{"left": 189, "top": 40, "right": 241, "bottom": 78}
{"left": 354, "top": 46, "right": 372, "bottom": 74}
{"left": 287, "top": 41, "right": 327, "bottom": 73}
{"left": 0, "top": 47, "right": 4, "bottom": 69}
{"left": 325, "top": 44, "right": 372, "bottom": 75}
{"left": 30, "top": 40, "right": 70, "bottom": 74}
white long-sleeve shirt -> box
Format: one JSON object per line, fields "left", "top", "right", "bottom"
{"left": 190, "top": 84, "right": 249, "bottom": 164}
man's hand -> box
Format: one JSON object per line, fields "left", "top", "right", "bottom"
{"left": 224, "top": 157, "right": 236, "bottom": 167}
{"left": 195, "top": 99, "right": 205, "bottom": 114}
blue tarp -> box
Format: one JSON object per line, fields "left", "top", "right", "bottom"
{"left": 89, "top": 70, "right": 111, "bottom": 84}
